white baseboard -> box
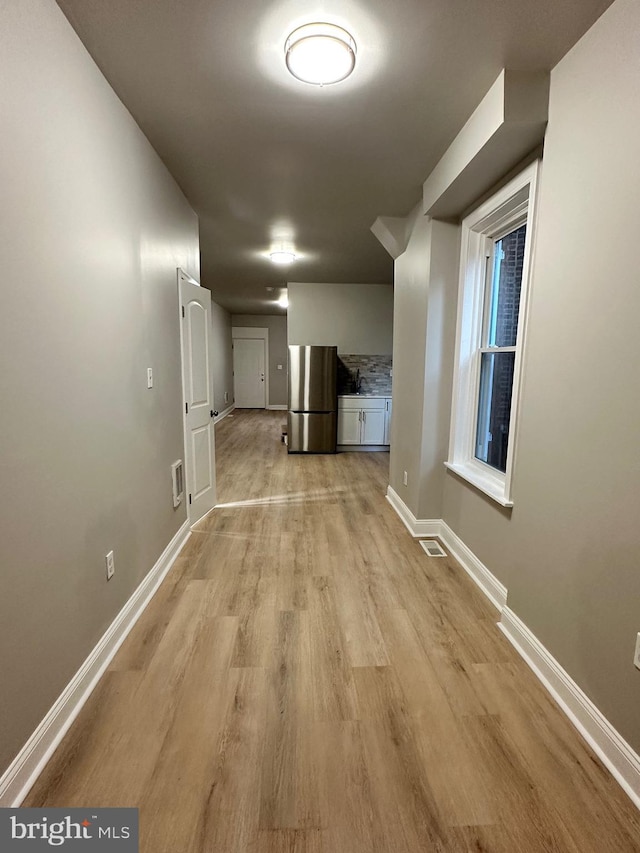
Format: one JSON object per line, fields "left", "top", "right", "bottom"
{"left": 267, "top": 404, "right": 287, "bottom": 411}
{"left": 0, "top": 520, "right": 191, "bottom": 808}
{"left": 385, "top": 489, "right": 506, "bottom": 611}
{"left": 385, "top": 486, "right": 441, "bottom": 537}
{"left": 338, "top": 445, "right": 389, "bottom": 452}
{"left": 499, "top": 607, "right": 640, "bottom": 810}
{"left": 214, "top": 404, "right": 235, "bottom": 423}
{"left": 439, "top": 521, "right": 507, "bottom": 613}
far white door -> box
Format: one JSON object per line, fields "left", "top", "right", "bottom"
{"left": 233, "top": 338, "right": 266, "bottom": 408}
{"left": 179, "top": 271, "right": 217, "bottom": 524}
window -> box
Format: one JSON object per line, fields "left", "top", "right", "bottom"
{"left": 446, "top": 162, "right": 539, "bottom": 506}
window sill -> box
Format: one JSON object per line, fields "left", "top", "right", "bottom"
{"left": 444, "top": 461, "right": 514, "bottom": 508}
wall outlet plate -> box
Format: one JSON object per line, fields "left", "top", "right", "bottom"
{"left": 634, "top": 633, "right": 640, "bottom": 671}
{"left": 105, "top": 550, "right": 115, "bottom": 581}
{"left": 147, "top": 367, "right": 153, "bottom": 389}
{"left": 403, "top": 471, "right": 408, "bottom": 486}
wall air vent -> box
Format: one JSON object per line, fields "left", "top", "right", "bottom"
{"left": 171, "top": 460, "right": 184, "bottom": 508}
{"left": 419, "top": 539, "right": 447, "bottom": 558}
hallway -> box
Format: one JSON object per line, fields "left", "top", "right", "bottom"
{"left": 25, "top": 411, "right": 640, "bottom": 851}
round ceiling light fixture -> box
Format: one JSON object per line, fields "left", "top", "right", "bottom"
{"left": 285, "top": 22, "right": 356, "bottom": 86}
{"left": 270, "top": 250, "right": 296, "bottom": 265}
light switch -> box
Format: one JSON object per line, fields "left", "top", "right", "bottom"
{"left": 147, "top": 367, "right": 153, "bottom": 389}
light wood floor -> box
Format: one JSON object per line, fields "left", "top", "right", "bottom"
{"left": 26, "top": 410, "right": 640, "bottom": 851}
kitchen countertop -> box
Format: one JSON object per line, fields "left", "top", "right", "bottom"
{"left": 338, "top": 393, "right": 392, "bottom": 398}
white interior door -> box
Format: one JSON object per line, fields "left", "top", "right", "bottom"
{"left": 179, "top": 271, "right": 217, "bottom": 524}
{"left": 233, "top": 338, "right": 266, "bottom": 408}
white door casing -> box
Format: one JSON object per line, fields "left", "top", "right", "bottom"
{"left": 233, "top": 337, "right": 266, "bottom": 408}
{"left": 179, "top": 270, "right": 217, "bottom": 524}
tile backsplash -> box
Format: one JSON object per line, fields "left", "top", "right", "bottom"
{"left": 337, "top": 355, "right": 393, "bottom": 396}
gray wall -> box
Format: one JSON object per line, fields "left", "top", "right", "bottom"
{"left": 287, "top": 283, "right": 393, "bottom": 354}
{"left": 443, "top": 0, "right": 640, "bottom": 751}
{"left": 391, "top": 0, "right": 640, "bottom": 752}
{"left": 389, "top": 216, "right": 458, "bottom": 518}
{"left": 0, "top": 0, "right": 199, "bottom": 776}
{"left": 211, "top": 300, "right": 234, "bottom": 412}
{"left": 418, "top": 221, "right": 459, "bottom": 520}
{"left": 231, "top": 314, "right": 288, "bottom": 407}
{"left": 389, "top": 213, "right": 431, "bottom": 512}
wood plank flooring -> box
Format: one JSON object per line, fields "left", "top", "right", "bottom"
{"left": 25, "top": 410, "right": 640, "bottom": 851}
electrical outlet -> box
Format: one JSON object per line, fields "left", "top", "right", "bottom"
{"left": 147, "top": 367, "right": 153, "bottom": 389}
{"left": 224, "top": 391, "right": 229, "bottom": 403}
{"left": 105, "top": 550, "right": 115, "bottom": 581}
{"left": 634, "top": 633, "right": 640, "bottom": 670}
{"left": 403, "top": 471, "right": 408, "bottom": 486}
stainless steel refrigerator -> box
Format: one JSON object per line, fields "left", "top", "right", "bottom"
{"left": 287, "top": 345, "right": 337, "bottom": 453}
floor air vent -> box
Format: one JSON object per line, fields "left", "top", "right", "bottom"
{"left": 419, "top": 539, "right": 447, "bottom": 558}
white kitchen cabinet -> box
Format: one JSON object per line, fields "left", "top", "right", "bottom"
{"left": 337, "top": 406, "right": 362, "bottom": 444}
{"left": 361, "top": 406, "right": 385, "bottom": 444}
{"left": 338, "top": 397, "right": 390, "bottom": 447}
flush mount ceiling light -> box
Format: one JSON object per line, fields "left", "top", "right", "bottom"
{"left": 270, "top": 250, "right": 296, "bottom": 265}
{"left": 285, "top": 22, "right": 356, "bottom": 86}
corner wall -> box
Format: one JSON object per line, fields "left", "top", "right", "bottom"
{"left": 0, "top": 0, "right": 199, "bottom": 776}
{"left": 389, "top": 213, "right": 431, "bottom": 512}
{"left": 389, "top": 216, "right": 458, "bottom": 519}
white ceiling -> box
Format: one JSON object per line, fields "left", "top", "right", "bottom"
{"left": 56, "top": 0, "right": 612, "bottom": 315}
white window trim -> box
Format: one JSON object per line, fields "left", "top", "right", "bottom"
{"left": 445, "top": 161, "right": 540, "bottom": 507}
